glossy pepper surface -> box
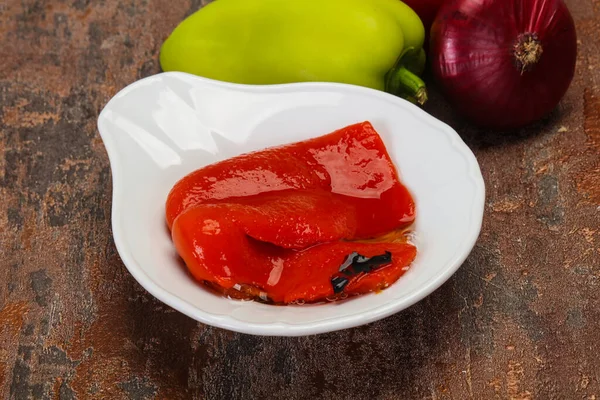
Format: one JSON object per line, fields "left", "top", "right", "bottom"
{"left": 160, "top": 0, "right": 428, "bottom": 105}
{"left": 167, "top": 122, "right": 417, "bottom": 304}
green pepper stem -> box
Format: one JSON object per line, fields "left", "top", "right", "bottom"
{"left": 385, "top": 47, "right": 428, "bottom": 106}
{"left": 385, "top": 66, "right": 428, "bottom": 106}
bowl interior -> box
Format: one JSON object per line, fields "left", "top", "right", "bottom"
{"left": 98, "top": 72, "right": 484, "bottom": 336}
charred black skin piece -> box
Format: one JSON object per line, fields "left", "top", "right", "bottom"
{"left": 331, "top": 251, "right": 392, "bottom": 294}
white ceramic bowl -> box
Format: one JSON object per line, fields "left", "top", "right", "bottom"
{"left": 98, "top": 72, "right": 485, "bottom": 336}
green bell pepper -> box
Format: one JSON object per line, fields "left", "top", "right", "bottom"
{"left": 160, "top": 0, "right": 428, "bottom": 105}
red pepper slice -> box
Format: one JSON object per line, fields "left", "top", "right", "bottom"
{"left": 166, "top": 121, "right": 415, "bottom": 235}
{"left": 167, "top": 122, "right": 417, "bottom": 304}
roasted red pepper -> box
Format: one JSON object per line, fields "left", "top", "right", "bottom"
{"left": 167, "top": 122, "right": 417, "bottom": 304}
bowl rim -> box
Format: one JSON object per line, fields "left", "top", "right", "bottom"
{"left": 98, "top": 72, "right": 486, "bottom": 337}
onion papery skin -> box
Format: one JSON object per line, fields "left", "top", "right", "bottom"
{"left": 430, "top": 0, "right": 577, "bottom": 129}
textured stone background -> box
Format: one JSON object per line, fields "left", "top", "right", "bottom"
{"left": 1, "top": 0, "right": 599, "bottom": 399}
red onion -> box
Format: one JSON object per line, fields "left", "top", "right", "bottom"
{"left": 430, "top": 0, "right": 577, "bottom": 129}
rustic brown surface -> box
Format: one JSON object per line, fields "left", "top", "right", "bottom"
{"left": 0, "top": 0, "right": 599, "bottom": 398}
